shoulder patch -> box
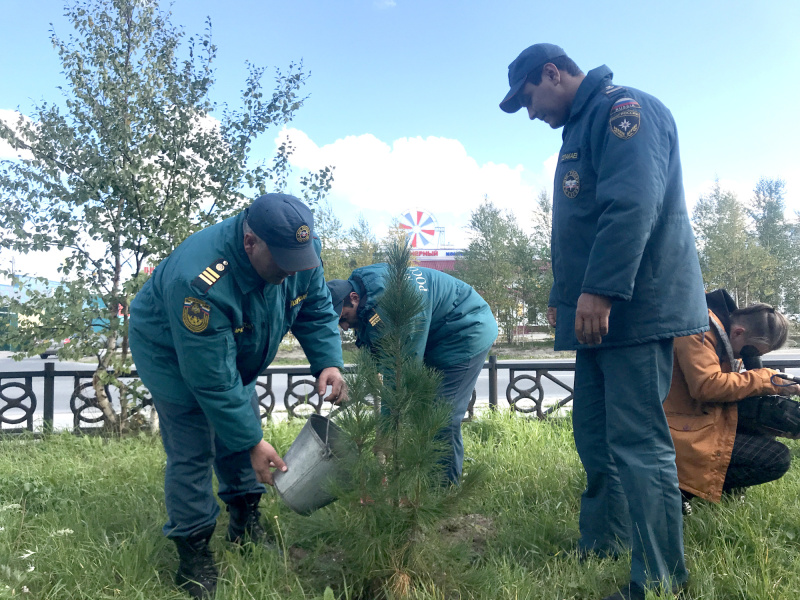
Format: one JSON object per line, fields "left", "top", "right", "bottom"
{"left": 609, "top": 97, "right": 641, "bottom": 140}
{"left": 368, "top": 311, "right": 381, "bottom": 327}
{"left": 191, "top": 259, "right": 229, "bottom": 293}
{"left": 183, "top": 297, "right": 211, "bottom": 333}
{"left": 603, "top": 85, "right": 626, "bottom": 96}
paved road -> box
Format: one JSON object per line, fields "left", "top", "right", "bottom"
{"left": 2, "top": 350, "right": 800, "bottom": 430}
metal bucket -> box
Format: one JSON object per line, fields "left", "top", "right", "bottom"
{"left": 273, "top": 414, "right": 354, "bottom": 515}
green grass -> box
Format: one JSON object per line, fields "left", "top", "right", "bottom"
{"left": 1, "top": 415, "right": 799, "bottom": 599}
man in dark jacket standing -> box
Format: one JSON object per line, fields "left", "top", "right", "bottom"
{"left": 130, "top": 193, "right": 345, "bottom": 598}
{"left": 500, "top": 44, "right": 708, "bottom": 599}
{"left": 327, "top": 264, "right": 497, "bottom": 485}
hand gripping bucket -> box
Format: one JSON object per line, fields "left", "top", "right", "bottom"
{"left": 273, "top": 414, "right": 354, "bottom": 515}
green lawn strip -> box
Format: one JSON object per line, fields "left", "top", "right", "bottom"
{"left": 0, "top": 418, "right": 798, "bottom": 598}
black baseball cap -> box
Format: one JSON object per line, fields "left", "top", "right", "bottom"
{"left": 499, "top": 43, "right": 566, "bottom": 113}
{"left": 326, "top": 279, "right": 354, "bottom": 317}
{"left": 245, "top": 193, "right": 318, "bottom": 272}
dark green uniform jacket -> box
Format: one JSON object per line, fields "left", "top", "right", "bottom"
{"left": 349, "top": 263, "right": 497, "bottom": 369}
{"left": 549, "top": 65, "right": 708, "bottom": 350}
{"left": 130, "top": 212, "right": 343, "bottom": 452}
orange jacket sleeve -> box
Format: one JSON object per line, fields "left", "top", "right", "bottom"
{"left": 674, "top": 329, "right": 781, "bottom": 404}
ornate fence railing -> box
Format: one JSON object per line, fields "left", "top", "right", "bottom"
{"left": 3, "top": 356, "right": 800, "bottom": 434}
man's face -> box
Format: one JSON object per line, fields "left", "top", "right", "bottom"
{"left": 338, "top": 293, "right": 360, "bottom": 331}
{"left": 244, "top": 234, "right": 294, "bottom": 285}
{"left": 519, "top": 79, "right": 570, "bottom": 129}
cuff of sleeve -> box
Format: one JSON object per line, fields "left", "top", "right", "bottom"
{"left": 580, "top": 287, "right": 631, "bottom": 301}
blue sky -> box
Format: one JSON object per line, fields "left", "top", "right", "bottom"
{"left": 2, "top": 0, "right": 799, "bottom": 278}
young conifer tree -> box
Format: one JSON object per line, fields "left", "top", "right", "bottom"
{"left": 310, "top": 241, "right": 484, "bottom": 598}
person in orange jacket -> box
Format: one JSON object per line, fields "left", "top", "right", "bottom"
{"left": 664, "top": 289, "right": 800, "bottom": 511}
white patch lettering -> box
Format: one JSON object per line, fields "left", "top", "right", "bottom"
{"left": 407, "top": 267, "right": 428, "bottom": 292}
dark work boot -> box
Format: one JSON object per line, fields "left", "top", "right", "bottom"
{"left": 226, "top": 493, "right": 275, "bottom": 548}
{"left": 173, "top": 524, "right": 218, "bottom": 599}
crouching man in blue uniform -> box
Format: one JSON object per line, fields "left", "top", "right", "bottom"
{"left": 129, "top": 193, "right": 345, "bottom": 599}
{"left": 327, "top": 264, "right": 497, "bottom": 485}
{"left": 500, "top": 44, "right": 708, "bottom": 599}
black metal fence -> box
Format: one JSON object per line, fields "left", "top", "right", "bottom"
{"left": 2, "top": 356, "right": 800, "bottom": 434}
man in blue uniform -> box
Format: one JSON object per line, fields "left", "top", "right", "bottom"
{"left": 500, "top": 44, "right": 708, "bottom": 599}
{"left": 327, "top": 264, "right": 497, "bottom": 485}
{"left": 130, "top": 193, "right": 345, "bottom": 599}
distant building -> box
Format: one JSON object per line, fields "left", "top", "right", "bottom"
{"left": 410, "top": 248, "right": 465, "bottom": 272}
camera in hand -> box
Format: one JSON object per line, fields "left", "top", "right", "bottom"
{"left": 738, "top": 345, "right": 800, "bottom": 438}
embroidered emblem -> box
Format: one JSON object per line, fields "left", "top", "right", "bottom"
{"left": 183, "top": 297, "right": 210, "bottom": 333}
{"left": 562, "top": 170, "right": 580, "bottom": 199}
{"left": 368, "top": 311, "right": 381, "bottom": 327}
{"left": 609, "top": 97, "right": 641, "bottom": 140}
{"left": 290, "top": 293, "right": 307, "bottom": 308}
{"left": 559, "top": 151, "right": 579, "bottom": 163}
{"left": 192, "top": 259, "right": 229, "bottom": 292}
{"left": 296, "top": 225, "right": 311, "bottom": 243}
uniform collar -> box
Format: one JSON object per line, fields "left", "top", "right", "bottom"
{"left": 227, "top": 212, "right": 266, "bottom": 295}
{"left": 564, "top": 65, "right": 613, "bottom": 133}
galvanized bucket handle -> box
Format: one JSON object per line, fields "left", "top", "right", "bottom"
{"left": 322, "top": 414, "right": 335, "bottom": 460}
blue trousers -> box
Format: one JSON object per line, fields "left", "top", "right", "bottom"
{"left": 437, "top": 346, "right": 492, "bottom": 484}
{"left": 573, "top": 339, "right": 687, "bottom": 590}
{"left": 154, "top": 393, "right": 266, "bottom": 538}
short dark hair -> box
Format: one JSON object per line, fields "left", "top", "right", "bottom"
{"left": 525, "top": 55, "right": 583, "bottom": 86}
{"left": 731, "top": 303, "right": 789, "bottom": 351}
{"left": 343, "top": 295, "right": 354, "bottom": 309}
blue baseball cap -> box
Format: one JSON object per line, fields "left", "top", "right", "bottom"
{"left": 326, "top": 279, "right": 354, "bottom": 317}
{"left": 245, "top": 193, "right": 319, "bottom": 272}
{"left": 499, "top": 43, "right": 566, "bottom": 113}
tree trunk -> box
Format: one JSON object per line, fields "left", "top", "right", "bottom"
{"left": 92, "top": 370, "right": 118, "bottom": 429}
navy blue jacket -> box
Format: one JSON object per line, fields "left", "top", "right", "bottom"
{"left": 549, "top": 65, "right": 708, "bottom": 350}
{"left": 349, "top": 264, "right": 497, "bottom": 369}
{"left": 129, "top": 212, "right": 343, "bottom": 452}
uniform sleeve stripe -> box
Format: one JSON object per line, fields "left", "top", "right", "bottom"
{"left": 198, "top": 273, "right": 215, "bottom": 285}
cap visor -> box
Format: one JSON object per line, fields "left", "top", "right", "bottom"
{"left": 270, "top": 245, "right": 320, "bottom": 272}
{"left": 499, "top": 80, "right": 525, "bottom": 113}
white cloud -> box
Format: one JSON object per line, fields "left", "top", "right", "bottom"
{"left": 374, "top": 0, "right": 397, "bottom": 8}
{"left": 279, "top": 128, "right": 554, "bottom": 246}
{"left": 0, "top": 109, "right": 34, "bottom": 160}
